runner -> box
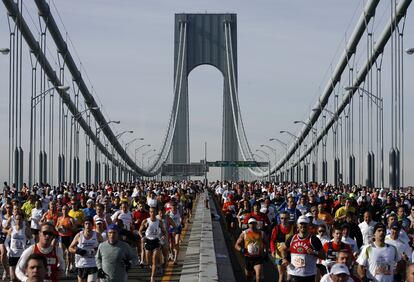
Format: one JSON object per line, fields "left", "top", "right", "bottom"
{"left": 56, "top": 204, "right": 75, "bottom": 275}
{"left": 356, "top": 223, "right": 402, "bottom": 282}
{"left": 270, "top": 210, "right": 294, "bottom": 282}
{"left": 139, "top": 207, "right": 168, "bottom": 281}
{"left": 96, "top": 224, "right": 138, "bottom": 282}
{"left": 24, "top": 253, "right": 47, "bottom": 282}
{"left": 69, "top": 217, "right": 103, "bottom": 282}
{"left": 5, "top": 212, "right": 31, "bottom": 281}
{"left": 167, "top": 201, "right": 182, "bottom": 264}
{"left": 235, "top": 218, "right": 269, "bottom": 282}
{"left": 322, "top": 225, "right": 353, "bottom": 271}
{"left": 157, "top": 207, "right": 176, "bottom": 270}
{"left": 320, "top": 263, "right": 354, "bottom": 282}
{"left": 15, "top": 222, "right": 65, "bottom": 282}
{"left": 281, "top": 215, "right": 325, "bottom": 282}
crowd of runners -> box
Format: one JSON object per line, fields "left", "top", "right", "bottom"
{"left": 213, "top": 181, "right": 414, "bottom": 282}
{"left": 3, "top": 179, "right": 414, "bottom": 282}
{"left": 0, "top": 180, "right": 201, "bottom": 282}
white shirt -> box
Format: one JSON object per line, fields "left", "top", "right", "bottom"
{"left": 30, "top": 208, "right": 44, "bottom": 230}
{"left": 385, "top": 235, "right": 412, "bottom": 261}
{"left": 356, "top": 242, "right": 400, "bottom": 282}
{"left": 342, "top": 236, "right": 358, "bottom": 254}
{"left": 358, "top": 220, "right": 377, "bottom": 246}
{"left": 111, "top": 211, "right": 133, "bottom": 231}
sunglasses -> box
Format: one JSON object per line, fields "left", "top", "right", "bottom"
{"left": 318, "top": 230, "right": 326, "bottom": 233}
{"left": 42, "top": 231, "right": 55, "bottom": 237}
{"left": 280, "top": 217, "right": 288, "bottom": 220}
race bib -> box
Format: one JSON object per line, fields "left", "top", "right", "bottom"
{"left": 292, "top": 254, "right": 306, "bottom": 268}
{"left": 247, "top": 243, "right": 260, "bottom": 256}
{"left": 375, "top": 263, "right": 391, "bottom": 275}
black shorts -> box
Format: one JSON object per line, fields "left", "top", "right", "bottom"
{"left": 290, "top": 275, "right": 315, "bottom": 282}
{"left": 0, "top": 233, "right": 6, "bottom": 244}
{"left": 77, "top": 267, "right": 98, "bottom": 279}
{"left": 60, "top": 236, "right": 72, "bottom": 249}
{"left": 145, "top": 238, "right": 160, "bottom": 251}
{"left": 8, "top": 256, "right": 19, "bottom": 266}
{"left": 244, "top": 256, "right": 264, "bottom": 272}
{"left": 31, "top": 228, "right": 39, "bottom": 235}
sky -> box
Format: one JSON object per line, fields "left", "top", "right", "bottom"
{"left": 0, "top": 0, "right": 414, "bottom": 185}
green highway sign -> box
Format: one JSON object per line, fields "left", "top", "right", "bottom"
{"left": 206, "top": 161, "right": 268, "bottom": 167}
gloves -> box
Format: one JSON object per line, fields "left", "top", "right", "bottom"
{"left": 263, "top": 253, "right": 269, "bottom": 262}
{"left": 75, "top": 247, "right": 87, "bottom": 256}
{"left": 124, "top": 258, "right": 131, "bottom": 271}
{"left": 97, "top": 269, "right": 107, "bottom": 279}
{"left": 240, "top": 247, "right": 245, "bottom": 255}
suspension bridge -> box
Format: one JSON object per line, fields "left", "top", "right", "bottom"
{"left": 0, "top": 0, "right": 414, "bottom": 281}
{"left": 1, "top": 0, "right": 413, "bottom": 189}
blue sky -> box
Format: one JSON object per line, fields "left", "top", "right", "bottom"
{"left": 0, "top": 0, "right": 413, "bottom": 185}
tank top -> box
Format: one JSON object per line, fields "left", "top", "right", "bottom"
{"left": 169, "top": 211, "right": 181, "bottom": 227}
{"left": 243, "top": 229, "right": 264, "bottom": 257}
{"left": 288, "top": 234, "right": 318, "bottom": 277}
{"left": 9, "top": 226, "right": 26, "bottom": 257}
{"left": 33, "top": 244, "right": 59, "bottom": 282}
{"left": 145, "top": 218, "right": 161, "bottom": 240}
{"left": 75, "top": 231, "right": 99, "bottom": 268}
{"left": 57, "top": 216, "right": 73, "bottom": 237}
{"left": 326, "top": 241, "right": 347, "bottom": 261}
{"left": 44, "top": 210, "right": 58, "bottom": 226}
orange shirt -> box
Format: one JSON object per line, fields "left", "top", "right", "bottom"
{"left": 56, "top": 216, "right": 74, "bottom": 237}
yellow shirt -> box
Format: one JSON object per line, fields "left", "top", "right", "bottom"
{"left": 21, "top": 201, "right": 35, "bottom": 220}
{"left": 334, "top": 206, "right": 355, "bottom": 220}
{"left": 69, "top": 209, "right": 85, "bottom": 226}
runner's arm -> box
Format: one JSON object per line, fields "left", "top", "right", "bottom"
{"left": 68, "top": 233, "right": 80, "bottom": 254}
{"left": 15, "top": 245, "right": 34, "bottom": 282}
{"left": 234, "top": 232, "right": 245, "bottom": 252}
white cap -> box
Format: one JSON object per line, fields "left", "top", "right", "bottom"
{"left": 297, "top": 215, "right": 310, "bottom": 225}
{"left": 305, "top": 212, "right": 314, "bottom": 218}
{"left": 330, "top": 263, "right": 350, "bottom": 276}
{"left": 248, "top": 218, "right": 257, "bottom": 224}
{"left": 57, "top": 194, "right": 63, "bottom": 199}
{"left": 87, "top": 199, "right": 94, "bottom": 204}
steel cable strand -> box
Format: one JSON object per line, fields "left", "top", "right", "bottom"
{"left": 225, "top": 22, "right": 265, "bottom": 176}
{"left": 147, "top": 22, "right": 187, "bottom": 173}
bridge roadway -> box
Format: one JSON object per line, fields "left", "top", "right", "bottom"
{"left": 0, "top": 192, "right": 278, "bottom": 281}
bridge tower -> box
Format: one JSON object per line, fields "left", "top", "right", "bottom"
{"left": 171, "top": 14, "right": 239, "bottom": 180}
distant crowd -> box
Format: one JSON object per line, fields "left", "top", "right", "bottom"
{"left": 213, "top": 181, "right": 414, "bottom": 282}
{"left": 0, "top": 180, "right": 202, "bottom": 282}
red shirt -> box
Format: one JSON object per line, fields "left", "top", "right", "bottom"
{"left": 33, "top": 244, "right": 59, "bottom": 282}
{"left": 243, "top": 212, "right": 271, "bottom": 230}
{"left": 132, "top": 210, "right": 149, "bottom": 230}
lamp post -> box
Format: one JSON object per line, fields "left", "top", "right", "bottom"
{"left": 125, "top": 137, "right": 144, "bottom": 151}
{"left": 115, "top": 130, "right": 134, "bottom": 140}
{"left": 94, "top": 120, "right": 120, "bottom": 185}
{"left": 30, "top": 85, "right": 69, "bottom": 186}
{"left": 260, "top": 144, "right": 277, "bottom": 182}
{"left": 0, "top": 48, "right": 10, "bottom": 55}
{"left": 147, "top": 153, "right": 160, "bottom": 167}
{"left": 135, "top": 144, "right": 151, "bottom": 163}
{"left": 269, "top": 138, "right": 289, "bottom": 181}
{"left": 294, "top": 120, "right": 318, "bottom": 183}
{"left": 280, "top": 130, "right": 300, "bottom": 182}
{"left": 345, "top": 86, "right": 384, "bottom": 190}
{"left": 69, "top": 107, "right": 99, "bottom": 184}
{"left": 142, "top": 149, "right": 156, "bottom": 168}
{"left": 405, "top": 48, "right": 414, "bottom": 55}
{"left": 256, "top": 149, "right": 271, "bottom": 182}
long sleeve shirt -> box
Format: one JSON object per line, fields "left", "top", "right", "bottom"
{"left": 96, "top": 240, "right": 138, "bottom": 282}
